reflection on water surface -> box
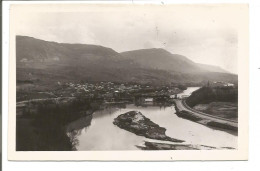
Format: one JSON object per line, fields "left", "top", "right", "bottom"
{"left": 67, "top": 87, "right": 237, "bottom": 150}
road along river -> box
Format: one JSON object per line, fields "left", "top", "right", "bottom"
{"left": 66, "top": 87, "right": 237, "bottom": 150}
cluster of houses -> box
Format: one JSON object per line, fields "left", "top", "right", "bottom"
{"left": 55, "top": 81, "right": 183, "bottom": 101}
{"left": 59, "top": 82, "right": 144, "bottom": 98}
{"left": 207, "top": 81, "right": 235, "bottom": 88}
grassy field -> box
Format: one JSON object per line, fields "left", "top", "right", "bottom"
{"left": 193, "top": 102, "right": 238, "bottom": 121}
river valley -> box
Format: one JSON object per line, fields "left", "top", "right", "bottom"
{"left": 66, "top": 87, "right": 237, "bottom": 150}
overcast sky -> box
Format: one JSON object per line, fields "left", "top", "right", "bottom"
{"left": 13, "top": 4, "right": 243, "bottom": 74}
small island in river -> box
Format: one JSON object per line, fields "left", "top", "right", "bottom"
{"left": 113, "top": 111, "right": 184, "bottom": 143}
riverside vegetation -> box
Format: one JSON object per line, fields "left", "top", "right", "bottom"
{"left": 16, "top": 36, "right": 239, "bottom": 151}
{"left": 186, "top": 86, "right": 238, "bottom": 120}
{"left": 174, "top": 86, "right": 238, "bottom": 133}
{"left": 16, "top": 98, "right": 100, "bottom": 151}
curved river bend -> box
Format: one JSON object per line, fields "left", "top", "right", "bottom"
{"left": 67, "top": 87, "right": 237, "bottom": 150}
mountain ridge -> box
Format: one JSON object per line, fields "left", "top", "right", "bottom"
{"left": 16, "top": 35, "right": 237, "bottom": 85}
{"left": 120, "top": 48, "right": 228, "bottom": 74}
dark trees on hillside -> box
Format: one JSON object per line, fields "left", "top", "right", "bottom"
{"left": 186, "top": 87, "right": 238, "bottom": 107}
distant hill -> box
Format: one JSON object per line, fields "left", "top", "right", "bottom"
{"left": 196, "top": 63, "right": 228, "bottom": 73}
{"left": 121, "top": 48, "right": 228, "bottom": 73}
{"left": 16, "top": 36, "right": 237, "bottom": 86}
{"left": 16, "top": 35, "right": 126, "bottom": 68}
{"left": 120, "top": 48, "right": 236, "bottom": 84}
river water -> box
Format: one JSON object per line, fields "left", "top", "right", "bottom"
{"left": 67, "top": 87, "right": 237, "bottom": 150}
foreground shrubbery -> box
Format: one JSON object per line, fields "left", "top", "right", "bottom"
{"left": 16, "top": 98, "right": 98, "bottom": 151}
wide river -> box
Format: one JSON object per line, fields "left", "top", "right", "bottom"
{"left": 67, "top": 87, "right": 237, "bottom": 150}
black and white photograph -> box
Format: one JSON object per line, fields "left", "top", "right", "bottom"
{"left": 7, "top": 3, "right": 249, "bottom": 160}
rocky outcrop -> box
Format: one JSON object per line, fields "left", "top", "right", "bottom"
{"left": 113, "top": 111, "right": 184, "bottom": 142}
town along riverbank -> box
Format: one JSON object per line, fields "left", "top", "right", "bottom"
{"left": 16, "top": 87, "right": 237, "bottom": 151}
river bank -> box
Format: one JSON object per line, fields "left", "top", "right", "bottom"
{"left": 16, "top": 87, "right": 237, "bottom": 151}
{"left": 16, "top": 98, "right": 97, "bottom": 151}
{"left": 173, "top": 100, "right": 238, "bottom": 135}
{"left": 136, "top": 141, "right": 235, "bottom": 150}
